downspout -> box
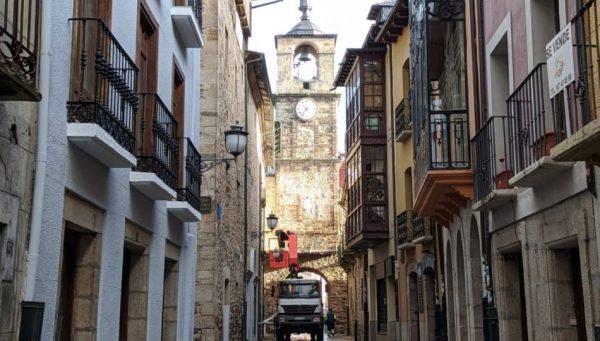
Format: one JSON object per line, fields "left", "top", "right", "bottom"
{"left": 386, "top": 41, "right": 399, "bottom": 324}
{"left": 243, "top": 54, "right": 264, "bottom": 341}
{"left": 475, "top": 0, "right": 499, "bottom": 338}
{"left": 25, "top": 0, "right": 52, "bottom": 301}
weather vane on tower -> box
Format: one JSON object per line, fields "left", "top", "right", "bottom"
{"left": 299, "top": 0, "right": 311, "bottom": 21}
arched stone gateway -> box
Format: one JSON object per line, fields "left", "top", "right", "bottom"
{"left": 264, "top": 254, "right": 348, "bottom": 336}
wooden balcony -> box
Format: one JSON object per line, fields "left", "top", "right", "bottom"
{"left": 0, "top": 0, "right": 41, "bottom": 101}
{"left": 551, "top": 0, "right": 600, "bottom": 166}
{"left": 413, "top": 111, "right": 473, "bottom": 225}
{"left": 345, "top": 143, "right": 388, "bottom": 249}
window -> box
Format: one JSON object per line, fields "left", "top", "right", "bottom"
{"left": 363, "top": 58, "right": 384, "bottom": 109}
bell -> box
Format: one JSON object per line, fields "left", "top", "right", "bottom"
{"left": 298, "top": 47, "right": 311, "bottom": 62}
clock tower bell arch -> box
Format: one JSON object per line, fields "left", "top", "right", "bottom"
{"left": 265, "top": 0, "right": 348, "bottom": 335}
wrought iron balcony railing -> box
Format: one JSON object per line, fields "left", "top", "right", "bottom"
{"left": 414, "top": 111, "right": 470, "bottom": 190}
{"left": 136, "top": 94, "right": 179, "bottom": 190}
{"left": 395, "top": 98, "right": 411, "bottom": 141}
{"left": 507, "top": 63, "right": 557, "bottom": 174}
{"left": 189, "top": 0, "right": 203, "bottom": 30}
{"left": 473, "top": 116, "right": 515, "bottom": 202}
{"left": 67, "top": 18, "right": 138, "bottom": 154}
{"left": 397, "top": 210, "right": 413, "bottom": 247}
{"left": 412, "top": 214, "right": 433, "bottom": 242}
{"left": 177, "top": 138, "right": 202, "bottom": 212}
{"left": 0, "top": 0, "right": 41, "bottom": 100}
{"left": 553, "top": 0, "right": 599, "bottom": 143}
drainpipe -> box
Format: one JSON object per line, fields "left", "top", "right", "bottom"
{"left": 243, "top": 53, "right": 264, "bottom": 341}
{"left": 25, "top": 0, "right": 52, "bottom": 301}
{"left": 472, "top": 0, "right": 499, "bottom": 339}
{"left": 386, "top": 41, "right": 399, "bottom": 326}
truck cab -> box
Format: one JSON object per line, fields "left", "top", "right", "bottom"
{"left": 274, "top": 279, "right": 324, "bottom": 341}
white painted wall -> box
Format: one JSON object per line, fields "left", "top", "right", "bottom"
{"left": 31, "top": 0, "right": 202, "bottom": 339}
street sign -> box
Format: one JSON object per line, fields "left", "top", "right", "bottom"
{"left": 199, "top": 196, "right": 212, "bottom": 213}
{"left": 546, "top": 24, "right": 575, "bottom": 98}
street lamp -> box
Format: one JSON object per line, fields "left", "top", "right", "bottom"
{"left": 224, "top": 121, "right": 249, "bottom": 157}
{"left": 267, "top": 213, "right": 279, "bottom": 231}
{"left": 200, "top": 121, "right": 249, "bottom": 172}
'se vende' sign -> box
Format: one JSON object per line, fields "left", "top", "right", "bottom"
{"left": 546, "top": 24, "right": 575, "bottom": 98}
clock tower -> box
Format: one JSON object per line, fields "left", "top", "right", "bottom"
{"left": 269, "top": 0, "right": 340, "bottom": 244}
{"left": 265, "top": 0, "right": 347, "bottom": 334}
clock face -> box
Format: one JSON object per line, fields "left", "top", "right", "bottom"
{"left": 295, "top": 98, "right": 318, "bottom": 121}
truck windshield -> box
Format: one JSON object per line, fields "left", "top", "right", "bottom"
{"left": 279, "top": 283, "right": 320, "bottom": 298}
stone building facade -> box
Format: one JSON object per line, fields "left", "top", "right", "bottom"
{"left": 196, "top": 0, "right": 273, "bottom": 340}
{"left": 263, "top": 1, "right": 348, "bottom": 337}
{"left": 0, "top": 98, "right": 38, "bottom": 340}
{"left": 471, "top": 0, "right": 600, "bottom": 340}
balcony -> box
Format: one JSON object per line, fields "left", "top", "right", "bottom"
{"left": 345, "top": 144, "right": 388, "bottom": 249}
{"left": 395, "top": 98, "right": 411, "bottom": 142}
{"left": 412, "top": 215, "right": 433, "bottom": 244}
{"left": 131, "top": 94, "right": 179, "bottom": 201}
{"left": 397, "top": 211, "right": 414, "bottom": 250}
{"left": 345, "top": 208, "right": 388, "bottom": 249}
{"left": 472, "top": 116, "right": 518, "bottom": 211}
{"left": 413, "top": 111, "right": 472, "bottom": 225}
{"left": 507, "top": 63, "right": 572, "bottom": 188}
{"left": 346, "top": 112, "right": 386, "bottom": 152}
{"left": 167, "top": 138, "right": 202, "bottom": 222}
{"left": 551, "top": 0, "right": 600, "bottom": 165}
{"left": 171, "top": 0, "right": 204, "bottom": 48}
{"left": 67, "top": 19, "right": 138, "bottom": 168}
{"left": 0, "top": 0, "right": 41, "bottom": 101}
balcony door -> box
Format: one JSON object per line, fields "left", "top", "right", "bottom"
{"left": 69, "top": 0, "right": 112, "bottom": 101}
{"left": 136, "top": 4, "right": 158, "bottom": 156}
{"left": 172, "top": 64, "right": 185, "bottom": 188}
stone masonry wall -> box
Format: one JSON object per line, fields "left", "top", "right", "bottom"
{"left": 196, "top": 0, "right": 264, "bottom": 340}
{"left": 196, "top": 0, "right": 248, "bottom": 339}
{"left": 0, "top": 101, "right": 37, "bottom": 340}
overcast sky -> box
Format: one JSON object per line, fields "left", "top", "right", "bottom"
{"left": 248, "top": 0, "right": 382, "bottom": 152}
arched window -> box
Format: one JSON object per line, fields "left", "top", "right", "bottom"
{"left": 293, "top": 45, "right": 318, "bottom": 81}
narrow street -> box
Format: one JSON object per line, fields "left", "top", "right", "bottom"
{"left": 264, "top": 334, "right": 353, "bottom": 341}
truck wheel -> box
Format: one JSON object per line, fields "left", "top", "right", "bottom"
{"left": 276, "top": 330, "right": 284, "bottom": 341}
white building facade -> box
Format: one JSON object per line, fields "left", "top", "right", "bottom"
{"left": 24, "top": 0, "right": 203, "bottom": 339}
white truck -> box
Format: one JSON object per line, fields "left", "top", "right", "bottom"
{"left": 274, "top": 278, "right": 324, "bottom": 341}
